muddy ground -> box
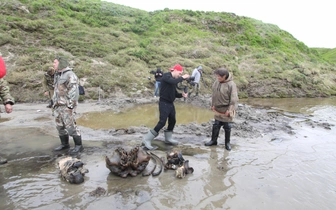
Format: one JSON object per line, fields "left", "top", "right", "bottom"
{"left": 1, "top": 94, "right": 299, "bottom": 148}
{"left": 1, "top": 95, "right": 335, "bottom": 210}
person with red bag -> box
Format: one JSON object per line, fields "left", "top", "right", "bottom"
{"left": 0, "top": 56, "right": 15, "bottom": 165}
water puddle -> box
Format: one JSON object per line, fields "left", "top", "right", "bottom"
{"left": 240, "top": 97, "right": 336, "bottom": 114}
{"left": 77, "top": 103, "right": 214, "bottom": 129}
{"left": 34, "top": 116, "right": 51, "bottom": 121}
{"left": 0, "top": 117, "right": 11, "bottom": 123}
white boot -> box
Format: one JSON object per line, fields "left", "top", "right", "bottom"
{"left": 142, "top": 129, "right": 158, "bottom": 150}
{"left": 164, "top": 130, "right": 178, "bottom": 145}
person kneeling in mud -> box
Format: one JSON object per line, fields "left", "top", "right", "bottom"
{"left": 142, "top": 64, "right": 190, "bottom": 150}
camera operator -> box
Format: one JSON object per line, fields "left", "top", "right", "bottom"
{"left": 189, "top": 65, "right": 203, "bottom": 97}
{"left": 153, "top": 67, "right": 162, "bottom": 97}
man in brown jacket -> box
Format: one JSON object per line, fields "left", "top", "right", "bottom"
{"left": 204, "top": 67, "right": 238, "bottom": 151}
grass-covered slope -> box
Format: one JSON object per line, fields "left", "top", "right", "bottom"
{"left": 0, "top": 0, "right": 336, "bottom": 102}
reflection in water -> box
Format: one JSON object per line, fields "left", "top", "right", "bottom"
{"left": 0, "top": 117, "right": 10, "bottom": 123}
{"left": 240, "top": 97, "right": 336, "bottom": 114}
{"left": 77, "top": 103, "right": 214, "bottom": 129}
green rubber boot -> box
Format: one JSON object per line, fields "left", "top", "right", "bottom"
{"left": 142, "top": 129, "right": 158, "bottom": 150}
{"left": 164, "top": 130, "right": 178, "bottom": 145}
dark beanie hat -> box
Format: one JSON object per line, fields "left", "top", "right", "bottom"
{"left": 57, "top": 57, "right": 68, "bottom": 70}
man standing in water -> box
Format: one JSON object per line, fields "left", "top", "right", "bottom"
{"left": 204, "top": 67, "right": 238, "bottom": 151}
{"left": 52, "top": 57, "right": 83, "bottom": 155}
{"left": 142, "top": 64, "right": 190, "bottom": 150}
{"left": 0, "top": 56, "right": 15, "bottom": 165}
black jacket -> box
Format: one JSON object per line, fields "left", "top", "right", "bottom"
{"left": 159, "top": 72, "right": 183, "bottom": 103}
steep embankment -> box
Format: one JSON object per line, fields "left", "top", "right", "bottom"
{"left": 0, "top": 0, "right": 335, "bottom": 102}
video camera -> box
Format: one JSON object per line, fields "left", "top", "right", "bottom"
{"left": 148, "top": 70, "right": 156, "bottom": 80}
{"left": 185, "top": 76, "right": 195, "bottom": 83}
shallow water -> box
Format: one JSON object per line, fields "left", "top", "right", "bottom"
{"left": 77, "top": 97, "right": 336, "bottom": 130}
{"left": 1, "top": 98, "right": 336, "bottom": 209}
{"left": 77, "top": 103, "right": 214, "bottom": 129}
{"left": 0, "top": 117, "right": 10, "bottom": 123}
{"left": 240, "top": 97, "right": 336, "bottom": 114}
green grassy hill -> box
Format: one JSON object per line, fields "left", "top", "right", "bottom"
{"left": 1, "top": 0, "right": 336, "bottom": 102}
{"left": 314, "top": 48, "right": 336, "bottom": 64}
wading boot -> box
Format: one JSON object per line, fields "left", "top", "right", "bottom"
{"left": 70, "top": 136, "right": 84, "bottom": 155}
{"left": 224, "top": 129, "right": 231, "bottom": 151}
{"left": 205, "top": 124, "right": 221, "bottom": 146}
{"left": 54, "top": 135, "right": 70, "bottom": 151}
{"left": 0, "top": 156, "right": 8, "bottom": 165}
{"left": 46, "top": 100, "right": 53, "bottom": 108}
{"left": 142, "top": 129, "right": 158, "bottom": 150}
{"left": 164, "top": 130, "right": 178, "bottom": 145}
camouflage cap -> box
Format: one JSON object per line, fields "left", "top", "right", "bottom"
{"left": 47, "top": 66, "right": 55, "bottom": 75}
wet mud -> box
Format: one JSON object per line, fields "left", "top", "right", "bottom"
{"left": 1, "top": 95, "right": 336, "bottom": 209}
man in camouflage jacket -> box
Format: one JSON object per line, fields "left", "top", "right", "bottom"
{"left": 52, "top": 57, "right": 83, "bottom": 155}
{"left": 0, "top": 57, "right": 15, "bottom": 164}
{"left": 42, "top": 66, "right": 55, "bottom": 108}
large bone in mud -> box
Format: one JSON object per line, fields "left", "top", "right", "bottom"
{"left": 150, "top": 152, "right": 163, "bottom": 176}
{"left": 58, "top": 156, "right": 89, "bottom": 184}
{"left": 105, "top": 146, "right": 151, "bottom": 178}
{"left": 142, "top": 151, "right": 156, "bottom": 176}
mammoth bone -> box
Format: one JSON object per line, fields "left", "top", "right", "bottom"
{"left": 58, "top": 156, "right": 89, "bottom": 184}
{"left": 142, "top": 151, "right": 163, "bottom": 177}
{"left": 163, "top": 150, "right": 194, "bottom": 179}
{"left": 105, "top": 146, "right": 151, "bottom": 178}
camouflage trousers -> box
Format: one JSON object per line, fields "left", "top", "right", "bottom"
{"left": 48, "top": 89, "right": 54, "bottom": 100}
{"left": 54, "top": 106, "right": 81, "bottom": 137}
{"left": 189, "top": 82, "right": 199, "bottom": 97}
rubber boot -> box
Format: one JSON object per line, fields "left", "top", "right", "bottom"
{"left": 204, "top": 124, "right": 221, "bottom": 146}
{"left": 54, "top": 135, "right": 70, "bottom": 151}
{"left": 142, "top": 129, "right": 158, "bottom": 150}
{"left": 224, "top": 129, "right": 231, "bottom": 151}
{"left": 47, "top": 100, "right": 53, "bottom": 108}
{"left": 70, "top": 136, "right": 84, "bottom": 155}
{"left": 0, "top": 156, "right": 8, "bottom": 165}
{"left": 164, "top": 130, "right": 178, "bottom": 145}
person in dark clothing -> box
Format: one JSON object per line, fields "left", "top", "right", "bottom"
{"left": 154, "top": 67, "right": 163, "bottom": 97}
{"left": 142, "top": 64, "right": 190, "bottom": 150}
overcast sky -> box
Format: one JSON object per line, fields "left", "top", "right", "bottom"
{"left": 105, "top": 0, "right": 335, "bottom": 48}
